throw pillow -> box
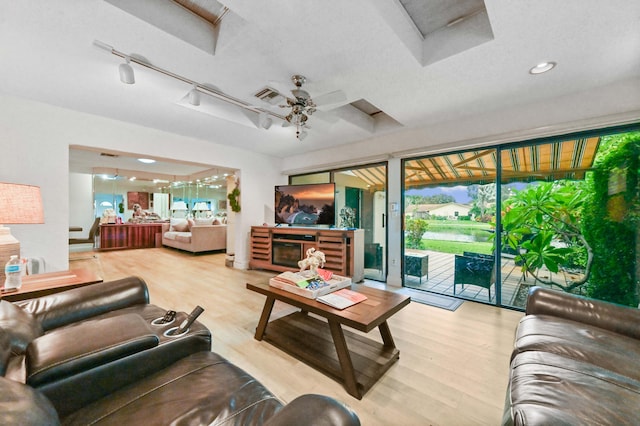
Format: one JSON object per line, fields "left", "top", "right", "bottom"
{"left": 170, "top": 218, "right": 189, "bottom": 232}
{"left": 194, "top": 217, "right": 214, "bottom": 226}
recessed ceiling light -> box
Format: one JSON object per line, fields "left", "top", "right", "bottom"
{"left": 529, "top": 62, "right": 556, "bottom": 75}
{"left": 137, "top": 158, "right": 156, "bottom": 164}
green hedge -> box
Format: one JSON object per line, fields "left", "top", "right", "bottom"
{"left": 582, "top": 133, "right": 639, "bottom": 306}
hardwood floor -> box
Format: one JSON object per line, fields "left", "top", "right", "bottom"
{"left": 69, "top": 248, "right": 523, "bottom": 426}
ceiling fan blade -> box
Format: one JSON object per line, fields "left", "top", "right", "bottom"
{"left": 313, "top": 90, "right": 347, "bottom": 108}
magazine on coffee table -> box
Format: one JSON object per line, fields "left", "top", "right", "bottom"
{"left": 269, "top": 270, "right": 352, "bottom": 299}
{"left": 317, "top": 288, "right": 367, "bottom": 310}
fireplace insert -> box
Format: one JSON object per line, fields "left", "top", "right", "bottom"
{"left": 272, "top": 242, "right": 302, "bottom": 268}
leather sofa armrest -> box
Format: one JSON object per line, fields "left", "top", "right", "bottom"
{"left": 26, "top": 314, "right": 158, "bottom": 387}
{"left": 526, "top": 286, "right": 640, "bottom": 339}
{"left": 15, "top": 276, "right": 150, "bottom": 331}
{"left": 264, "top": 394, "right": 360, "bottom": 426}
{"left": 0, "top": 376, "right": 60, "bottom": 426}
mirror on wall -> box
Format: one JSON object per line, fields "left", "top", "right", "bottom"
{"left": 70, "top": 146, "right": 236, "bottom": 225}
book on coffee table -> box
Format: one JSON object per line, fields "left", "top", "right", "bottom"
{"left": 269, "top": 270, "right": 351, "bottom": 299}
{"left": 317, "top": 288, "right": 367, "bottom": 310}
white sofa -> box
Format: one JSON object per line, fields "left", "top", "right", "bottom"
{"left": 162, "top": 219, "right": 226, "bottom": 253}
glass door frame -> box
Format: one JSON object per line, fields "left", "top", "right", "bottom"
{"left": 289, "top": 161, "right": 389, "bottom": 282}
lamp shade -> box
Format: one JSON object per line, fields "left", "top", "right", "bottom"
{"left": 0, "top": 183, "right": 44, "bottom": 224}
{"left": 171, "top": 201, "right": 188, "bottom": 211}
{"left": 193, "top": 202, "right": 210, "bottom": 211}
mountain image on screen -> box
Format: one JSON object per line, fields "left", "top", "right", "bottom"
{"left": 275, "top": 183, "right": 336, "bottom": 226}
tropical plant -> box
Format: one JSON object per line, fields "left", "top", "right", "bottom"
{"left": 468, "top": 183, "right": 496, "bottom": 222}
{"left": 405, "top": 218, "right": 429, "bottom": 249}
{"left": 499, "top": 180, "right": 590, "bottom": 292}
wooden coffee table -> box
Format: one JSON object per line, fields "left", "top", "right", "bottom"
{"left": 246, "top": 282, "right": 410, "bottom": 399}
{"left": 0, "top": 269, "right": 103, "bottom": 302}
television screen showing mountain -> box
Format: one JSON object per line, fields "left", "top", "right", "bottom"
{"left": 275, "top": 183, "right": 336, "bottom": 226}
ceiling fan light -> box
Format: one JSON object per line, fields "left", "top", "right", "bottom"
{"left": 297, "top": 130, "right": 308, "bottom": 141}
{"left": 188, "top": 84, "right": 200, "bottom": 106}
{"left": 119, "top": 57, "right": 135, "bottom": 84}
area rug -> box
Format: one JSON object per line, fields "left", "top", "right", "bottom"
{"left": 395, "top": 288, "right": 463, "bottom": 311}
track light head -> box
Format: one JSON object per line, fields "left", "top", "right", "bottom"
{"left": 119, "top": 57, "right": 135, "bottom": 84}
{"left": 258, "top": 112, "right": 272, "bottom": 129}
{"left": 188, "top": 84, "right": 200, "bottom": 106}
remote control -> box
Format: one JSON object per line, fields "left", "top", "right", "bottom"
{"left": 173, "top": 306, "right": 204, "bottom": 334}
{"left": 159, "top": 310, "right": 176, "bottom": 324}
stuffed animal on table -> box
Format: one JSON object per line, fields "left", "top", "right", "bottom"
{"left": 298, "top": 248, "right": 326, "bottom": 275}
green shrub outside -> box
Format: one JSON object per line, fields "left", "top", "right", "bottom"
{"left": 405, "top": 218, "right": 429, "bottom": 249}
{"left": 583, "top": 132, "right": 639, "bottom": 306}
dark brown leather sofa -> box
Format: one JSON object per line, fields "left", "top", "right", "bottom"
{"left": 0, "top": 277, "right": 360, "bottom": 425}
{"left": 502, "top": 287, "right": 640, "bottom": 425}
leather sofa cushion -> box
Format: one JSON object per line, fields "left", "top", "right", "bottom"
{"left": 14, "top": 276, "right": 149, "bottom": 331}
{"left": 513, "top": 315, "right": 640, "bottom": 382}
{"left": 63, "top": 351, "right": 283, "bottom": 425}
{"left": 0, "top": 300, "right": 43, "bottom": 355}
{"left": 508, "top": 351, "right": 640, "bottom": 425}
{"left": 26, "top": 314, "right": 158, "bottom": 387}
{"left": 0, "top": 376, "right": 59, "bottom": 426}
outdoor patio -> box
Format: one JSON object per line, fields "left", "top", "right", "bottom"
{"left": 384, "top": 250, "right": 584, "bottom": 309}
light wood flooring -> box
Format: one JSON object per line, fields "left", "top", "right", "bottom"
{"left": 70, "top": 248, "right": 523, "bottom": 426}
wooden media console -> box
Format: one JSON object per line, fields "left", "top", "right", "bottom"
{"left": 249, "top": 226, "right": 364, "bottom": 282}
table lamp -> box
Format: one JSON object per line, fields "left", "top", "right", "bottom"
{"left": 192, "top": 202, "right": 210, "bottom": 219}
{"left": 170, "top": 201, "right": 188, "bottom": 218}
{"left": 0, "top": 183, "right": 44, "bottom": 282}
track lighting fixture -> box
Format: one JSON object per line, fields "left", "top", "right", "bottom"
{"left": 119, "top": 56, "right": 135, "bottom": 84}
{"left": 188, "top": 84, "right": 200, "bottom": 106}
{"left": 95, "top": 40, "right": 310, "bottom": 139}
{"left": 259, "top": 112, "right": 272, "bottom": 130}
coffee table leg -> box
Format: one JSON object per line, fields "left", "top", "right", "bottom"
{"left": 254, "top": 296, "right": 276, "bottom": 341}
{"left": 328, "top": 319, "right": 361, "bottom": 399}
{"left": 378, "top": 320, "right": 396, "bottom": 348}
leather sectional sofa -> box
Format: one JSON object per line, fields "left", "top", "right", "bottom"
{"left": 502, "top": 287, "right": 640, "bottom": 425}
{"left": 0, "top": 277, "right": 360, "bottom": 425}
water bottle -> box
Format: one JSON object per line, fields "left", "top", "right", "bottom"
{"left": 4, "top": 255, "right": 22, "bottom": 290}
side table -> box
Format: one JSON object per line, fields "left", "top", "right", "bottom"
{"left": 405, "top": 253, "right": 429, "bottom": 283}
{"left": 0, "top": 269, "right": 103, "bottom": 302}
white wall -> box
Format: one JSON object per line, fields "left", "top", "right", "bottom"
{"left": 69, "top": 172, "right": 94, "bottom": 236}
{"left": 0, "top": 94, "right": 284, "bottom": 272}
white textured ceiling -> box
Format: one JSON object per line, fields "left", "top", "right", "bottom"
{"left": 2, "top": 0, "right": 639, "bottom": 172}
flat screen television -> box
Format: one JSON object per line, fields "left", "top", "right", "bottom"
{"left": 275, "top": 183, "right": 336, "bottom": 226}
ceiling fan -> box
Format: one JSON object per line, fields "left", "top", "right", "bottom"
{"left": 264, "top": 75, "right": 346, "bottom": 140}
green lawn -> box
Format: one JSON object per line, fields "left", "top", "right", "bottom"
{"left": 426, "top": 219, "right": 492, "bottom": 231}
{"left": 420, "top": 239, "right": 493, "bottom": 255}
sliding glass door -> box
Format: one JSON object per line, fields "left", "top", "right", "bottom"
{"left": 402, "top": 127, "right": 639, "bottom": 309}
{"left": 291, "top": 163, "right": 388, "bottom": 282}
